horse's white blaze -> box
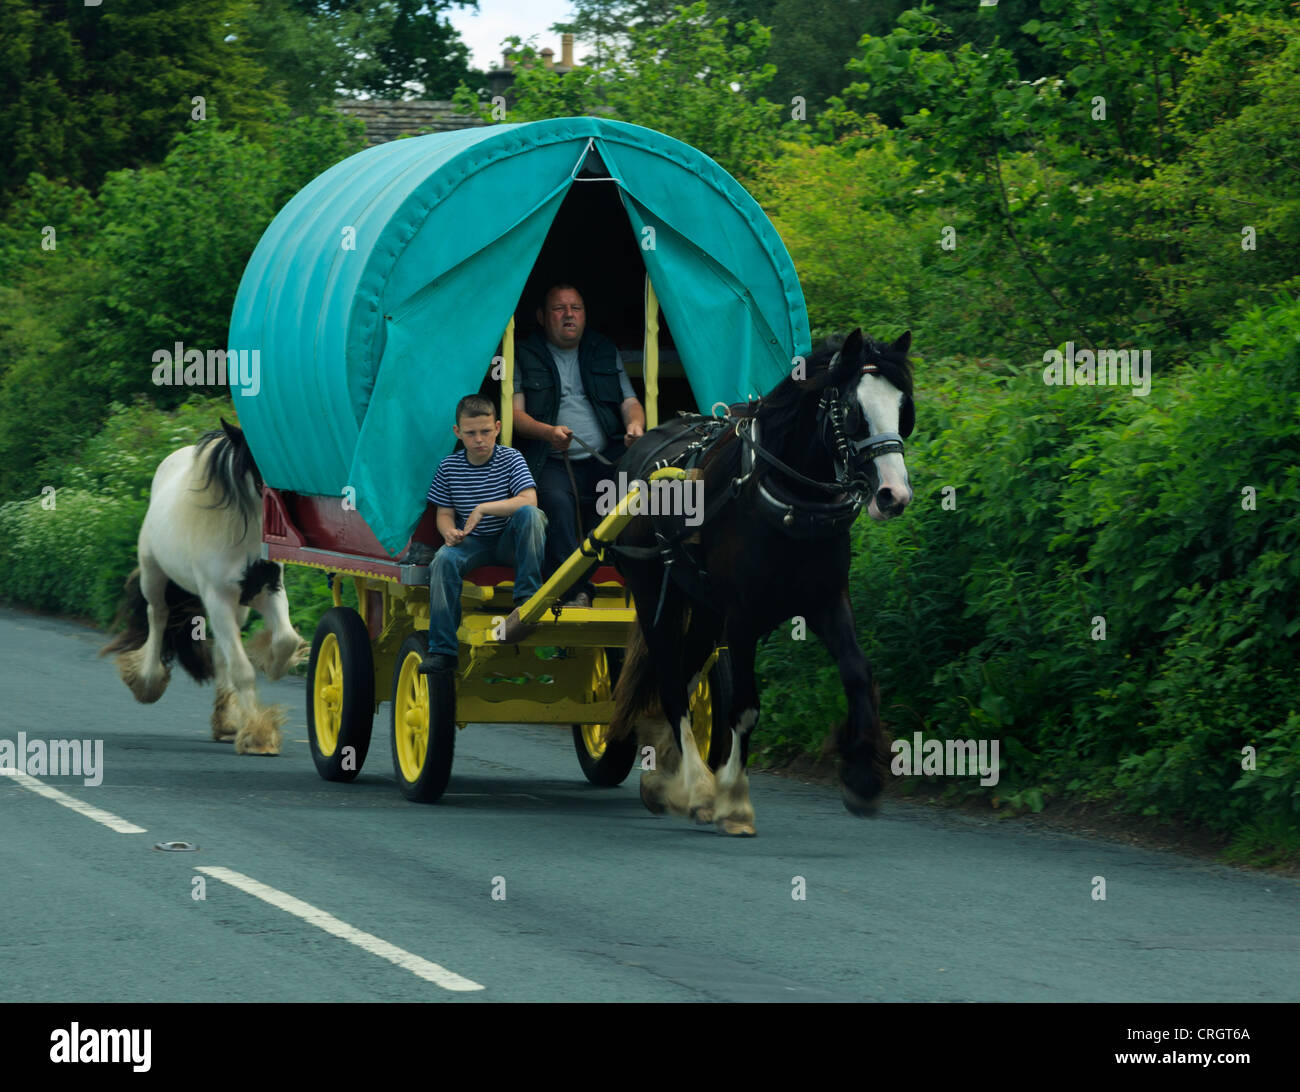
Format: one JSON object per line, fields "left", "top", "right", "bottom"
{"left": 855, "top": 372, "right": 912, "bottom": 517}
{"left": 867, "top": 451, "right": 911, "bottom": 518}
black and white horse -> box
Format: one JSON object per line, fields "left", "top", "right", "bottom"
{"left": 102, "top": 420, "right": 305, "bottom": 754}
{"left": 609, "top": 329, "right": 914, "bottom": 834}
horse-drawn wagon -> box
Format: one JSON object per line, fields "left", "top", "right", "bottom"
{"left": 227, "top": 117, "right": 816, "bottom": 805}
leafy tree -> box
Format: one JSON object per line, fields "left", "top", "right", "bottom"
{"left": 1118, "top": 15, "right": 1300, "bottom": 338}
{"left": 457, "top": 3, "right": 782, "bottom": 182}
{"left": 715, "top": 0, "right": 1056, "bottom": 119}
{"left": 0, "top": 0, "right": 279, "bottom": 208}
{"left": 0, "top": 109, "right": 366, "bottom": 496}
{"left": 611, "top": 2, "right": 781, "bottom": 178}
{"left": 755, "top": 129, "right": 942, "bottom": 340}
{"left": 814, "top": 2, "right": 1298, "bottom": 360}
{"left": 552, "top": 0, "right": 688, "bottom": 67}
{"left": 276, "top": 0, "right": 482, "bottom": 99}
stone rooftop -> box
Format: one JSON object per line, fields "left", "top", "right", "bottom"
{"left": 334, "top": 99, "right": 488, "bottom": 146}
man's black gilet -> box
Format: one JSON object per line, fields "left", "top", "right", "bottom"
{"left": 515, "top": 329, "right": 626, "bottom": 477}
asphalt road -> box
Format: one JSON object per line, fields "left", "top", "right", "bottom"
{"left": 2, "top": 607, "right": 1297, "bottom": 1003}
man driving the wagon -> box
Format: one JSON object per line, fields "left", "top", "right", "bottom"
{"left": 510, "top": 283, "right": 646, "bottom": 607}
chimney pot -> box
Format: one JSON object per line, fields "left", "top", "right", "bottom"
{"left": 562, "top": 33, "right": 575, "bottom": 68}
{"left": 541, "top": 47, "right": 554, "bottom": 69}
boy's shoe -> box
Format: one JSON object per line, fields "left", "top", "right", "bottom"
{"left": 563, "top": 591, "right": 591, "bottom": 608}
{"left": 500, "top": 607, "right": 537, "bottom": 643}
{"left": 418, "top": 652, "right": 458, "bottom": 675}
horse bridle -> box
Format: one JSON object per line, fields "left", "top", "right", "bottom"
{"left": 818, "top": 353, "right": 909, "bottom": 494}
{"left": 732, "top": 352, "right": 909, "bottom": 536}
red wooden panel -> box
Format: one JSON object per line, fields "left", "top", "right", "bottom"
{"left": 263, "top": 490, "right": 627, "bottom": 589}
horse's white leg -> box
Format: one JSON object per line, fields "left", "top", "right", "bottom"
{"left": 238, "top": 602, "right": 273, "bottom": 675}
{"left": 713, "top": 714, "right": 757, "bottom": 837}
{"left": 638, "top": 712, "right": 716, "bottom": 824}
{"left": 674, "top": 713, "right": 717, "bottom": 824}
{"left": 207, "top": 637, "right": 237, "bottom": 742}
{"left": 244, "top": 568, "right": 306, "bottom": 680}
{"left": 205, "top": 591, "right": 284, "bottom": 755}
{"left": 117, "top": 553, "right": 172, "bottom": 703}
{"left": 638, "top": 715, "right": 678, "bottom": 815}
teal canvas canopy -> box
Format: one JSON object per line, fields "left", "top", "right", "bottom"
{"left": 229, "top": 117, "right": 810, "bottom": 553}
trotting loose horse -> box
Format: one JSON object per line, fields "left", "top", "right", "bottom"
{"left": 102, "top": 420, "right": 305, "bottom": 754}
{"left": 608, "top": 328, "right": 914, "bottom": 834}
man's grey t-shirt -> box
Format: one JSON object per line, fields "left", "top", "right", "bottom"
{"left": 548, "top": 344, "right": 636, "bottom": 460}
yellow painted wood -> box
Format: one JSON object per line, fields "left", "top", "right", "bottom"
{"left": 501, "top": 314, "right": 515, "bottom": 446}
{"left": 644, "top": 275, "right": 659, "bottom": 429}
{"left": 455, "top": 611, "right": 636, "bottom": 648}
{"left": 515, "top": 468, "right": 687, "bottom": 623}
{"left": 456, "top": 698, "right": 616, "bottom": 724}
{"left": 458, "top": 581, "right": 500, "bottom": 603}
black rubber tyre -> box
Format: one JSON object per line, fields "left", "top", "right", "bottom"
{"left": 572, "top": 648, "right": 636, "bottom": 786}
{"left": 306, "top": 606, "right": 375, "bottom": 782}
{"left": 390, "top": 631, "right": 456, "bottom": 803}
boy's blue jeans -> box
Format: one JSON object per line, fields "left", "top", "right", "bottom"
{"left": 427, "top": 505, "right": 547, "bottom": 657}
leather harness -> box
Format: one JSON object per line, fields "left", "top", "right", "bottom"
{"left": 584, "top": 360, "right": 909, "bottom": 626}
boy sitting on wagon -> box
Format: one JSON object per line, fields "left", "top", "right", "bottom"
{"left": 422, "top": 395, "right": 547, "bottom": 672}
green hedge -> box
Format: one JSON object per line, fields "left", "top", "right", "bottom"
{"left": 757, "top": 294, "right": 1300, "bottom": 853}
{"left": 0, "top": 396, "right": 346, "bottom": 638}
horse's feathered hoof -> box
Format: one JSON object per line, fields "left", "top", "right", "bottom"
{"left": 246, "top": 630, "right": 308, "bottom": 681}
{"left": 211, "top": 688, "right": 238, "bottom": 741}
{"left": 233, "top": 704, "right": 286, "bottom": 756}
{"left": 842, "top": 787, "right": 882, "bottom": 817}
{"left": 639, "top": 776, "right": 667, "bottom": 815}
{"left": 116, "top": 649, "right": 170, "bottom": 704}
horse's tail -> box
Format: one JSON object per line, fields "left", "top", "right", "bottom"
{"left": 192, "top": 418, "right": 263, "bottom": 539}
{"left": 610, "top": 619, "right": 661, "bottom": 740}
{"left": 100, "top": 568, "right": 215, "bottom": 684}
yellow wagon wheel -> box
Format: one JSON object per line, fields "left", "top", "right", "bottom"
{"left": 686, "top": 648, "right": 733, "bottom": 768}
{"left": 572, "top": 648, "right": 636, "bottom": 786}
{"left": 390, "top": 631, "right": 456, "bottom": 803}
{"left": 306, "top": 607, "right": 375, "bottom": 782}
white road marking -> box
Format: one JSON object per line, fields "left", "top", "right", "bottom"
{"left": 0, "top": 768, "right": 147, "bottom": 834}
{"left": 196, "top": 866, "right": 485, "bottom": 992}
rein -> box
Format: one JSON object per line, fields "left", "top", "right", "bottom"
{"left": 559, "top": 433, "right": 619, "bottom": 543}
